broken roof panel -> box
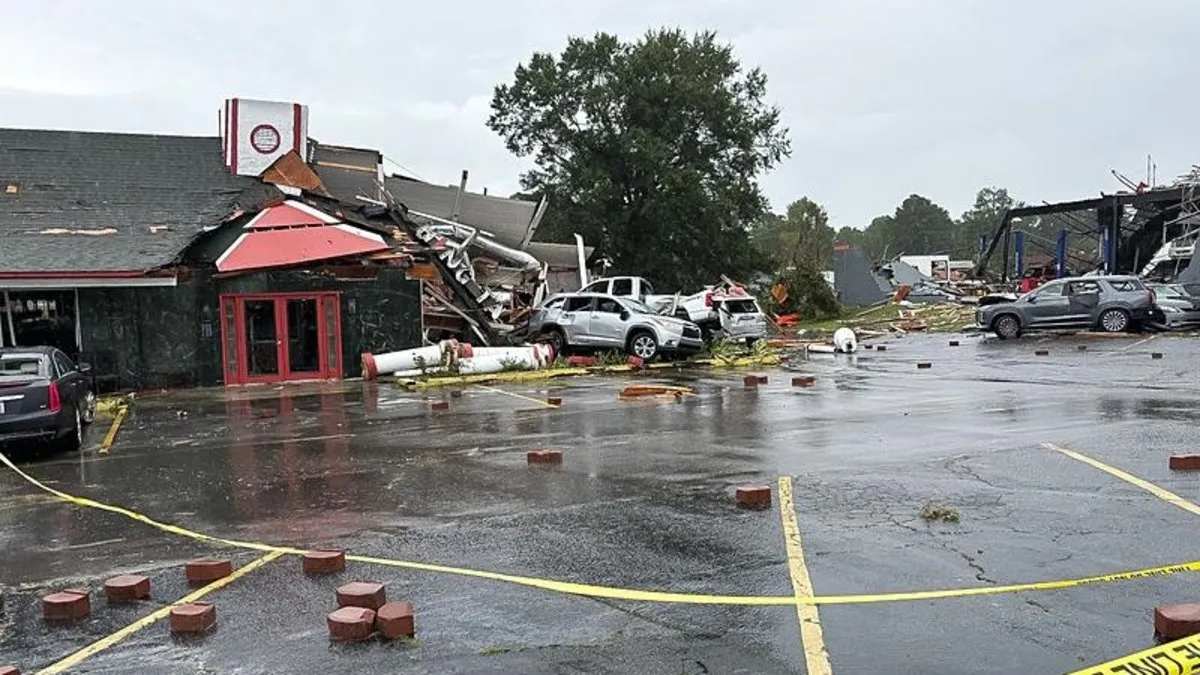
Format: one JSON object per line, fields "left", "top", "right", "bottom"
{"left": 215, "top": 224, "right": 390, "bottom": 273}
{"left": 0, "top": 128, "right": 271, "bottom": 273}
{"left": 312, "top": 144, "right": 382, "bottom": 202}
{"left": 383, "top": 176, "right": 540, "bottom": 248}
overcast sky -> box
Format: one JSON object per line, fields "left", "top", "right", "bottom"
{"left": 2, "top": 0, "right": 1195, "bottom": 227}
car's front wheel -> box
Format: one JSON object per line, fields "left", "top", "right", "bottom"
{"left": 536, "top": 328, "right": 567, "bottom": 358}
{"left": 992, "top": 314, "right": 1021, "bottom": 340}
{"left": 628, "top": 330, "right": 660, "bottom": 361}
{"left": 1098, "top": 308, "right": 1131, "bottom": 333}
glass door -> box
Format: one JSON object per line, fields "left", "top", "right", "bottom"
{"left": 219, "top": 293, "right": 342, "bottom": 385}
{"left": 243, "top": 299, "right": 280, "bottom": 379}
{"left": 284, "top": 298, "right": 320, "bottom": 376}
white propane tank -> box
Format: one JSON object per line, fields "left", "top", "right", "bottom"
{"left": 832, "top": 327, "right": 858, "bottom": 353}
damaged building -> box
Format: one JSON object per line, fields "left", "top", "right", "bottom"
{"left": 0, "top": 98, "right": 594, "bottom": 389}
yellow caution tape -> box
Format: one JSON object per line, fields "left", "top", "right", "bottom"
{"left": 1070, "top": 633, "right": 1200, "bottom": 674}
{"left": 3, "top": 451, "right": 1198, "bottom": 607}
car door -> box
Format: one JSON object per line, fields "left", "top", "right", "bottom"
{"left": 1024, "top": 281, "right": 1069, "bottom": 326}
{"left": 587, "top": 298, "right": 628, "bottom": 347}
{"left": 1065, "top": 280, "right": 1101, "bottom": 326}
{"left": 52, "top": 351, "right": 83, "bottom": 413}
{"left": 558, "top": 296, "right": 597, "bottom": 345}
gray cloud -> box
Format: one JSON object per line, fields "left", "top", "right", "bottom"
{"left": 2, "top": 0, "right": 1195, "bottom": 227}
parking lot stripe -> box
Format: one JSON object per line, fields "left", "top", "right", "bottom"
{"left": 778, "top": 476, "right": 834, "bottom": 674}
{"left": 6, "top": 451, "right": 1200, "bottom": 607}
{"left": 472, "top": 383, "right": 561, "bottom": 408}
{"left": 98, "top": 404, "right": 127, "bottom": 454}
{"left": 36, "top": 549, "right": 284, "bottom": 674}
{"left": 1044, "top": 443, "right": 1200, "bottom": 517}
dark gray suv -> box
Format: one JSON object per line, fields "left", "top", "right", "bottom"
{"left": 976, "top": 275, "right": 1157, "bottom": 339}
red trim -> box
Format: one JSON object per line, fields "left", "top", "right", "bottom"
{"left": 230, "top": 98, "right": 240, "bottom": 175}
{"left": 0, "top": 270, "right": 171, "bottom": 280}
{"left": 292, "top": 103, "right": 302, "bottom": 154}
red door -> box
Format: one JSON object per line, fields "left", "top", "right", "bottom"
{"left": 219, "top": 292, "right": 342, "bottom": 385}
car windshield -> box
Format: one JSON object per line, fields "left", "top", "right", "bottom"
{"left": 622, "top": 298, "right": 655, "bottom": 314}
{"left": 0, "top": 354, "right": 46, "bottom": 382}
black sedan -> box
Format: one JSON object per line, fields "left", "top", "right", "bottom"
{"left": 0, "top": 346, "right": 96, "bottom": 453}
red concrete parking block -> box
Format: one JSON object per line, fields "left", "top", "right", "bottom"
{"left": 170, "top": 602, "right": 216, "bottom": 634}
{"left": 430, "top": 401, "right": 450, "bottom": 412}
{"left": 527, "top": 449, "right": 563, "bottom": 465}
{"left": 1077, "top": 345, "right": 1088, "bottom": 351}
{"left": 105, "top": 574, "right": 150, "bottom": 603}
{"left": 792, "top": 376, "right": 816, "bottom": 388}
{"left": 1170, "top": 455, "right": 1200, "bottom": 471}
{"left": 627, "top": 356, "right": 645, "bottom": 368}
{"left": 1034, "top": 350, "right": 1050, "bottom": 356}
{"left": 916, "top": 361, "right": 932, "bottom": 370}
{"left": 186, "top": 559, "right": 233, "bottom": 585}
{"left": 566, "top": 355, "right": 595, "bottom": 367}
{"left": 547, "top": 397, "right": 563, "bottom": 406}
{"left": 337, "top": 582, "right": 386, "bottom": 610}
{"left": 303, "top": 550, "right": 346, "bottom": 574}
{"left": 1152, "top": 352, "right": 1164, "bottom": 360}
{"left": 1156, "top": 604, "right": 1200, "bottom": 640}
{"left": 735, "top": 486, "right": 772, "bottom": 511}
{"left": 742, "top": 375, "right": 759, "bottom": 387}
{"left": 449, "top": 390, "right": 464, "bottom": 398}
{"left": 376, "top": 601, "right": 415, "bottom": 640}
{"left": 328, "top": 606, "right": 376, "bottom": 642}
{"left": 948, "top": 340, "right": 960, "bottom": 347}
{"left": 875, "top": 345, "right": 887, "bottom": 352}
{"left": 0, "top": 666, "right": 20, "bottom": 675}
{"left": 43, "top": 590, "right": 89, "bottom": 621}
{"left": 756, "top": 375, "right": 769, "bottom": 384}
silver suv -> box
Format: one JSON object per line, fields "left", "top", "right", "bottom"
{"left": 976, "top": 275, "right": 1157, "bottom": 339}
{"left": 528, "top": 293, "right": 704, "bottom": 360}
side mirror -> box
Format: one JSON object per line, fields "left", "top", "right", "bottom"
{"left": 78, "top": 362, "right": 92, "bottom": 374}
{"left": 619, "top": 310, "right": 630, "bottom": 321}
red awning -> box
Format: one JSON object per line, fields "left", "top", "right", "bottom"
{"left": 216, "top": 224, "right": 390, "bottom": 273}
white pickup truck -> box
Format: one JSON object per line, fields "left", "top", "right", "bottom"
{"left": 579, "top": 276, "right": 770, "bottom": 343}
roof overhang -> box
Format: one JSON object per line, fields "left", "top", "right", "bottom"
{"left": 0, "top": 271, "right": 177, "bottom": 289}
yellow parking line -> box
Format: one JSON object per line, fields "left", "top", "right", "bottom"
{"left": 98, "top": 405, "right": 127, "bottom": 455}
{"left": 1044, "top": 443, "right": 1200, "bottom": 517}
{"left": 472, "top": 384, "right": 560, "bottom": 409}
{"left": 37, "top": 550, "right": 284, "bottom": 674}
{"left": 778, "top": 476, "right": 834, "bottom": 674}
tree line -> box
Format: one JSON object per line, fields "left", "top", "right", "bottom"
{"left": 487, "top": 29, "right": 1065, "bottom": 315}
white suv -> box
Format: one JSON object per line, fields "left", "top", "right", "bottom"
{"left": 528, "top": 293, "right": 704, "bottom": 360}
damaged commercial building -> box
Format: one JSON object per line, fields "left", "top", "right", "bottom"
{"left": 0, "top": 98, "right": 594, "bottom": 389}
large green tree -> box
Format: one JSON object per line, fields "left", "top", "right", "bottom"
{"left": 488, "top": 29, "right": 791, "bottom": 291}
{"left": 955, "top": 186, "right": 1017, "bottom": 259}
{"left": 752, "top": 197, "right": 839, "bottom": 319}
{"left": 753, "top": 197, "right": 836, "bottom": 270}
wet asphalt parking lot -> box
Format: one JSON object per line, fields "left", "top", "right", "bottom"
{"left": 2, "top": 332, "right": 1200, "bottom": 674}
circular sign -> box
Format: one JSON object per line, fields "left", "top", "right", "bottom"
{"left": 249, "top": 124, "right": 281, "bottom": 154}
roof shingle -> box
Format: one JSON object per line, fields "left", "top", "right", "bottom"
{"left": 0, "top": 128, "right": 270, "bottom": 273}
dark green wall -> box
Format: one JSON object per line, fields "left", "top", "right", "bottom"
{"left": 78, "top": 267, "right": 422, "bottom": 389}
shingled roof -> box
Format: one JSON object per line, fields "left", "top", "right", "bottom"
{"left": 0, "top": 128, "right": 271, "bottom": 273}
